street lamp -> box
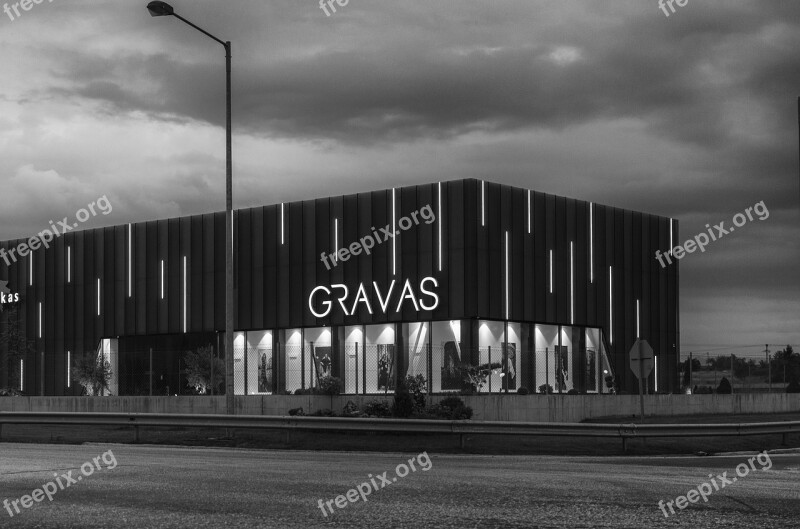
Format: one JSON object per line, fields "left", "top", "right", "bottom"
{"left": 147, "top": 1, "right": 235, "bottom": 414}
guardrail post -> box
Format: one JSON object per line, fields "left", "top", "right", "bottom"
{"left": 459, "top": 433, "right": 464, "bottom": 449}
{"left": 133, "top": 425, "right": 140, "bottom": 443}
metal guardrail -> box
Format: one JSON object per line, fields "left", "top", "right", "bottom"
{"left": 0, "top": 412, "right": 798, "bottom": 451}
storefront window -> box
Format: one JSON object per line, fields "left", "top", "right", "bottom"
{"left": 535, "top": 324, "right": 558, "bottom": 394}
{"left": 343, "top": 325, "right": 363, "bottom": 394}
{"left": 282, "top": 328, "right": 303, "bottom": 393}
{"left": 403, "top": 322, "right": 430, "bottom": 382}
{"left": 245, "top": 330, "right": 273, "bottom": 395}
{"left": 364, "top": 323, "right": 396, "bottom": 393}
{"left": 505, "top": 322, "right": 522, "bottom": 392}
{"left": 431, "top": 320, "right": 462, "bottom": 393}
{"left": 304, "top": 327, "right": 332, "bottom": 389}
{"left": 479, "top": 320, "right": 505, "bottom": 393}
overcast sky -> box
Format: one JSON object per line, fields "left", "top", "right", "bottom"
{"left": 0, "top": 0, "right": 797, "bottom": 357}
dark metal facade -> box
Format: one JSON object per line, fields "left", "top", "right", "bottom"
{"left": 0, "top": 179, "right": 679, "bottom": 395}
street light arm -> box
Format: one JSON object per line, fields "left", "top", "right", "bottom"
{"left": 171, "top": 12, "right": 227, "bottom": 48}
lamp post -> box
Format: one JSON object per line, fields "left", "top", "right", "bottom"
{"left": 147, "top": 1, "right": 235, "bottom": 414}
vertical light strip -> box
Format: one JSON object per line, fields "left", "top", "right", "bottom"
{"left": 183, "top": 256, "right": 187, "bottom": 333}
{"left": 669, "top": 218, "right": 673, "bottom": 255}
{"left": 128, "top": 223, "right": 132, "bottom": 297}
{"left": 38, "top": 302, "right": 42, "bottom": 338}
{"left": 505, "top": 231, "right": 510, "bottom": 320}
{"left": 67, "top": 246, "right": 71, "bottom": 283}
{"left": 29, "top": 253, "right": 33, "bottom": 286}
{"left": 438, "top": 182, "right": 443, "bottom": 272}
{"left": 589, "top": 203, "right": 594, "bottom": 283}
{"left": 67, "top": 351, "right": 71, "bottom": 387}
{"left": 160, "top": 260, "right": 165, "bottom": 300}
{"left": 608, "top": 266, "right": 613, "bottom": 344}
{"left": 392, "top": 188, "right": 397, "bottom": 276}
{"left": 527, "top": 190, "right": 531, "bottom": 234}
{"left": 549, "top": 250, "right": 553, "bottom": 294}
{"left": 334, "top": 218, "right": 339, "bottom": 262}
{"left": 481, "top": 180, "right": 485, "bottom": 226}
{"left": 280, "top": 203, "right": 285, "bottom": 245}
{"left": 19, "top": 359, "right": 23, "bottom": 391}
{"left": 97, "top": 278, "right": 101, "bottom": 316}
{"left": 636, "top": 299, "right": 640, "bottom": 338}
{"left": 570, "top": 242, "right": 574, "bottom": 324}
{"left": 654, "top": 355, "right": 658, "bottom": 393}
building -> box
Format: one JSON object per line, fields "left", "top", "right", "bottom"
{"left": 0, "top": 179, "right": 679, "bottom": 396}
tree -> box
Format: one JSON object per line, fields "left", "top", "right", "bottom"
{"left": 681, "top": 357, "right": 701, "bottom": 388}
{"left": 71, "top": 352, "right": 113, "bottom": 396}
{"left": 773, "top": 345, "right": 799, "bottom": 385}
{"left": 183, "top": 345, "right": 225, "bottom": 395}
{"left": 716, "top": 377, "right": 732, "bottom": 394}
{"left": 0, "top": 306, "right": 38, "bottom": 390}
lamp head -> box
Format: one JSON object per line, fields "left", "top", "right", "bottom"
{"left": 147, "top": 1, "right": 174, "bottom": 17}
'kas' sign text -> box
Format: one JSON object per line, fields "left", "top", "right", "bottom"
{"left": 308, "top": 277, "right": 439, "bottom": 318}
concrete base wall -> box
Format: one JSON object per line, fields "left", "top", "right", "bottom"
{"left": 1, "top": 394, "right": 798, "bottom": 422}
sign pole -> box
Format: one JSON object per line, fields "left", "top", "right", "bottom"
{"left": 638, "top": 355, "right": 645, "bottom": 423}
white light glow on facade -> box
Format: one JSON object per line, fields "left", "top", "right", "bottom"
{"left": 19, "top": 359, "right": 23, "bottom": 391}
{"left": 128, "top": 223, "right": 132, "bottom": 297}
{"left": 183, "top": 255, "right": 187, "bottom": 333}
{"left": 527, "top": 190, "right": 531, "bottom": 234}
{"left": 281, "top": 203, "right": 285, "bottom": 245}
{"left": 29, "top": 254, "right": 33, "bottom": 286}
{"left": 669, "top": 218, "right": 673, "bottom": 255}
{"left": 97, "top": 278, "right": 101, "bottom": 316}
{"left": 334, "top": 218, "right": 339, "bottom": 262}
{"left": 636, "top": 299, "right": 640, "bottom": 338}
{"left": 38, "top": 302, "right": 42, "bottom": 338}
{"left": 481, "top": 180, "right": 485, "bottom": 226}
{"left": 160, "top": 260, "right": 165, "bottom": 300}
{"left": 589, "top": 203, "right": 594, "bottom": 283}
{"left": 654, "top": 355, "right": 658, "bottom": 392}
{"left": 570, "top": 242, "right": 574, "bottom": 324}
{"left": 67, "top": 246, "right": 71, "bottom": 283}
{"left": 392, "top": 188, "right": 397, "bottom": 276}
{"left": 67, "top": 351, "right": 71, "bottom": 387}
{"left": 608, "top": 266, "right": 613, "bottom": 344}
{"left": 505, "top": 231, "right": 510, "bottom": 319}
{"left": 549, "top": 250, "right": 553, "bottom": 294}
{"left": 438, "top": 182, "right": 443, "bottom": 272}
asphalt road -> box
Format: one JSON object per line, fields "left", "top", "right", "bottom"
{"left": 0, "top": 444, "right": 798, "bottom": 528}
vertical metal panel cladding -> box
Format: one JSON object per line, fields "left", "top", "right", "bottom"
{"left": 462, "top": 180, "right": 479, "bottom": 318}
{"left": 157, "top": 219, "right": 169, "bottom": 334}
{"left": 263, "top": 205, "right": 278, "bottom": 330}
{"left": 341, "top": 193, "right": 360, "bottom": 325}
{"left": 237, "top": 208, "right": 252, "bottom": 331}
{"left": 443, "top": 180, "right": 464, "bottom": 320}
{"left": 311, "top": 197, "right": 330, "bottom": 327}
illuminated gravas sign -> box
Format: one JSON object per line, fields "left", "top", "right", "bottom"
{"left": 0, "top": 280, "right": 20, "bottom": 311}
{"left": 308, "top": 277, "right": 439, "bottom": 318}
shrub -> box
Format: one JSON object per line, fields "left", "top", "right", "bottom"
{"left": 392, "top": 377, "right": 415, "bottom": 418}
{"left": 363, "top": 400, "right": 392, "bottom": 417}
{"left": 317, "top": 375, "right": 342, "bottom": 396}
{"left": 405, "top": 374, "right": 427, "bottom": 411}
{"left": 538, "top": 384, "right": 554, "bottom": 395}
{"left": 439, "top": 396, "right": 466, "bottom": 411}
{"left": 717, "top": 377, "right": 732, "bottom": 394}
{"left": 294, "top": 388, "right": 306, "bottom": 395}
{"left": 288, "top": 407, "right": 305, "bottom": 416}
{"left": 342, "top": 400, "right": 361, "bottom": 417}
{"left": 418, "top": 401, "right": 473, "bottom": 420}
{"left": 786, "top": 381, "right": 800, "bottom": 393}
{"left": 567, "top": 389, "right": 580, "bottom": 395}
{"left": 451, "top": 405, "right": 473, "bottom": 420}
{"left": 517, "top": 387, "right": 529, "bottom": 395}
{"left": 310, "top": 408, "right": 335, "bottom": 417}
